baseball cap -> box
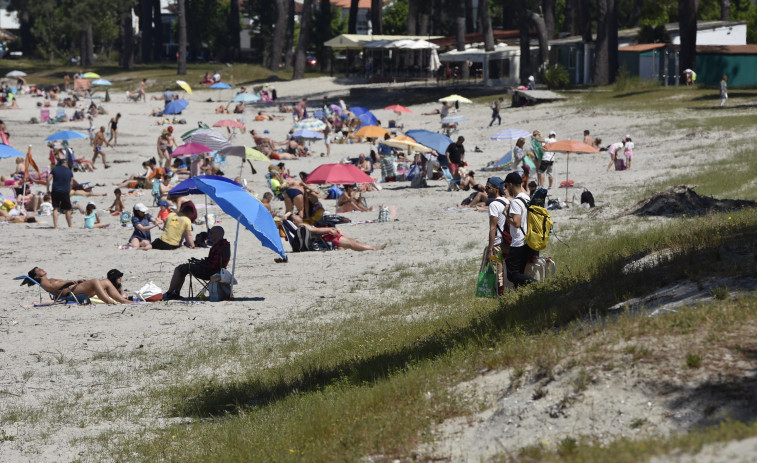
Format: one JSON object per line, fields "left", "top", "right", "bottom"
{"left": 167, "top": 126, "right": 174, "bottom": 132}
{"left": 487, "top": 177, "right": 504, "bottom": 189}
{"left": 549, "top": 131, "right": 556, "bottom": 137}
{"left": 504, "top": 172, "right": 522, "bottom": 185}
{"left": 134, "top": 203, "right": 148, "bottom": 212}
{"left": 158, "top": 200, "right": 169, "bottom": 207}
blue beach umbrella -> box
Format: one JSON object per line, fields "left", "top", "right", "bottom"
{"left": 232, "top": 93, "right": 260, "bottom": 103}
{"left": 0, "top": 144, "right": 25, "bottom": 158}
{"left": 164, "top": 99, "right": 189, "bottom": 115}
{"left": 210, "top": 82, "right": 232, "bottom": 89}
{"left": 405, "top": 129, "right": 453, "bottom": 155}
{"left": 45, "top": 130, "right": 88, "bottom": 142}
{"left": 194, "top": 176, "right": 286, "bottom": 295}
{"left": 91, "top": 79, "right": 112, "bottom": 86}
{"left": 440, "top": 115, "right": 468, "bottom": 124}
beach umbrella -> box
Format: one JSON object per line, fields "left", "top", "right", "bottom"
{"left": 381, "top": 137, "right": 432, "bottom": 153}
{"left": 176, "top": 80, "right": 192, "bottom": 94}
{"left": 405, "top": 129, "right": 453, "bottom": 155}
{"left": 213, "top": 120, "right": 246, "bottom": 129}
{"left": 194, "top": 176, "right": 287, "bottom": 296}
{"left": 183, "top": 129, "right": 232, "bottom": 151}
{"left": 168, "top": 175, "right": 241, "bottom": 197}
{"left": 81, "top": 72, "right": 100, "bottom": 79}
{"left": 91, "top": 79, "right": 112, "bottom": 86}
{"left": 355, "top": 125, "right": 390, "bottom": 138}
{"left": 384, "top": 104, "right": 412, "bottom": 114}
{"left": 44, "top": 130, "right": 88, "bottom": 142}
{"left": 232, "top": 93, "right": 260, "bottom": 103}
{"left": 306, "top": 163, "right": 374, "bottom": 185}
{"left": 543, "top": 139, "right": 599, "bottom": 201}
{"left": 171, "top": 142, "right": 213, "bottom": 157}
{"left": 5, "top": 70, "right": 26, "bottom": 78}
{"left": 329, "top": 104, "right": 343, "bottom": 116}
{"left": 292, "top": 129, "right": 324, "bottom": 141}
{"left": 217, "top": 145, "right": 269, "bottom": 176}
{"left": 490, "top": 129, "right": 531, "bottom": 141}
{"left": 439, "top": 94, "right": 472, "bottom": 104}
{"left": 349, "top": 106, "right": 371, "bottom": 117}
{"left": 0, "top": 144, "right": 24, "bottom": 158}
{"left": 356, "top": 112, "right": 378, "bottom": 128}
{"left": 293, "top": 118, "right": 326, "bottom": 131}
{"left": 210, "top": 82, "right": 232, "bottom": 89}
{"left": 440, "top": 115, "right": 468, "bottom": 124}
{"left": 164, "top": 99, "right": 189, "bottom": 115}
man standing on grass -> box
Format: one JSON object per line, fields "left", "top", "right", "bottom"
{"left": 485, "top": 177, "right": 509, "bottom": 295}
{"left": 504, "top": 172, "right": 536, "bottom": 288}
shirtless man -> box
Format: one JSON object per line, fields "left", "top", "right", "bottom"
{"left": 26, "top": 267, "right": 134, "bottom": 304}
{"left": 250, "top": 129, "right": 277, "bottom": 153}
{"left": 92, "top": 126, "right": 111, "bottom": 168}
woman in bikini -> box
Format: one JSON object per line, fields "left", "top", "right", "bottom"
{"left": 336, "top": 184, "right": 372, "bottom": 213}
{"left": 281, "top": 173, "right": 321, "bottom": 216}
{"left": 27, "top": 267, "right": 134, "bottom": 304}
{"left": 157, "top": 130, "right": 172, "bottom": 167}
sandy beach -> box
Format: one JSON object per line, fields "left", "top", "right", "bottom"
{"left": 0, "top": 76, "right": 745, "bottom": 461}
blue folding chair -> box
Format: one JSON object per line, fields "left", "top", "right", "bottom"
{"left": 15, "top": 275, "right": 90, "bottom": 306}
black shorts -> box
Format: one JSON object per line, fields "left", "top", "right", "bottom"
{"left": 151, "top": 238, "right": 179, "bottom": 250}
{"left": 51, "top": 191, "right": 72, "bottom": 211}
{"left": 538, "top": 160, "right": 553, "bottom": 173}
{"left": 177, "top": 261, "right": 215, "bottom": 280}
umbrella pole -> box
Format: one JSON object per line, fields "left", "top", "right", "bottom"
{"left": 230, "top": 216, "right": 241, "bottom": 298}
{"left": 565, "top": 153, "right": 569, "bottom": 202}
{"left": 205, "top": 195, "right": 210, "bottom": 233}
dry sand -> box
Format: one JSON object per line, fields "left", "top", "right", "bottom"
{"left": 0, "top": 76, "right": 749, "bottom": 461}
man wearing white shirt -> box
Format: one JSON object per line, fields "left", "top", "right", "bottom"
{"left": 538, "top": 131, "right": 557, "bottom": 188}
{"left": 504, "top": 172, "right": 536, "bottom": 288}
{"left": 485, "top": 177, "right": 509, "bottom": 294}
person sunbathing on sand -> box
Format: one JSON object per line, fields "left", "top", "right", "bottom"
{"left": 287, "top": 213, "right": 386, "bottom": 251}
{"left": 27, "top": 267, "right": 134, "bottom": 304}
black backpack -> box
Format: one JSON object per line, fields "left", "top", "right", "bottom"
{"left": 581, "top": 190, "right": 595, "bottom": 207}
{"left": 295, "top": 226, "right": 332, "bottom": 252}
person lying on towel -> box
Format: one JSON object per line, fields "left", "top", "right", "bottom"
{"left": 26, "top": 267, "right": 135, "bottom": 304}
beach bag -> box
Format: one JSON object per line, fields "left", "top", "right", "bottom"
{"left": 207, "top": 281, "right": 231, "bottom": 302}
{"left": 615, "top": 158, "right": 626, "bottom": 171}
{"left": 317, "top": 214, "right": 351, "bottom": 227}
{"left": 476, "top": 263, "right": 498, "bottom": 298}
{"left": 120, "top": 210, "right": 132, "bottom": 224}
{"left": 136, "top": 281, "right": 163, "bottom": 302}
{"left": 516, "top": 198, "right": 553, "bottom": 252}
{"left": 294, "top": 226, "right": 332, "bottom": 252}
{"left": 530, "top": 187, "right": 548, "bottom": 208}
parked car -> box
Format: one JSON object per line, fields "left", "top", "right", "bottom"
{"left": 306, "top": 53, "right": 317, "bottom": 67}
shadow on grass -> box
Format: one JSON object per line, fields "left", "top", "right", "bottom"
{"left": 172, "top": 233, "right": 757, "bottom": 419}
{"left": 660, "top": 373, "right": 757, "bottom": 427}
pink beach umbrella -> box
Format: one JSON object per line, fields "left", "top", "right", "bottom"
{"left": 171, "top": 142, "right": 213, "bottom": 157}
{"left": 213, "top": 120, "right": 246, "bottom": 129}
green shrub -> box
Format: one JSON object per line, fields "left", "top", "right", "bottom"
{"left": 542, "top": 64, "right": 570, "bottom": 89}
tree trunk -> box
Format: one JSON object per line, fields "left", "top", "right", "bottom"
{"left": 80, "top": 25, "right": 95, "bottom": 67}
{"left": 465, "top": 0, "right": 474, "bottom": 32}
{"left": 631, "top": 0, "right": 642, "bottom": 26}
{"left": 607, "top": 0, "right": 618, "bottom": 83}
{"left": 284, "top": 0, "right": 295, "bottom": 69}
{"left": 678, "top": 0, "right": 697, "bottom": 78}
{"left": 228, "top": 0, "right": 241, "bottom": 61}
{"left": 371, "top": 0, "right": 382, "bottom": 35}
{"left": 456, "top": 2, "right": 467, "bottom": 78}
{"left": 526, "top": 10, "right": 549, "bottom": 70}
{"left": 542, "top": 0, "right": 555, "bottom": 40}
{"left": 592, "top": 0, "right": 609, "bottom": 84}
{"left": 419, "top": 0, "right": 430, "bottom": 35}
{"left": 431, "top": 0, "right": 442, "bottom": 35}
{"left": 349, "top": 0, "right": 359, "bottom": 33}
{"left": 320, "top": 0, "right": 332, "bottom": 72}
{"left": 564, "top": 0, "right": 575, "bottom": 35}
{"left": 139, "top": 0, "right": 152, "bottom": 62}
{"left": 177, "top": 0, "right": 187, "bottom": 75}
{"left": 120, "top": 4, "right": 135, "bottom": 69}
{"left": 407, "top": 0, "right": 417, "bottom": 35}
{"left": 19, "top": 10, "right": 33, "bottom": 58}
{"left": 152, "top": 0, "right": 163, "bottom": 62}
{"left": 720, "top": 0, "right": 731, "bottom": 20}
{"left": 270, "top": 0, "right": 289, "bottom": 71}
{"left": 519, "top": 8, "right": 531, "bottom": 83}
{"left": 479, "top": 0, "right": 494, "bottom": 51}
{"left": 293, "top": 0, "right": 313, "bottom": 79}
{"left": 578, "top": 0, "right": 592, "bottom": 43}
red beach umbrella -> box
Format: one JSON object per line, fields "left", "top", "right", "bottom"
{"left": 213, "top": 120, "right": 246, "bottom": 129}
{"left": 305, "top": 163, "right": 374, "bottom": 185}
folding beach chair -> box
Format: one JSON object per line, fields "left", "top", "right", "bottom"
{"left": 15, "top": 275, "right": 90, "bottom": 306}
{"left": 441, "top": 166, "right": 460, "bottom": 191}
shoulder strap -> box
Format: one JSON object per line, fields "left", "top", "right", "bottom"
{"left": 492, "top": 198, "right": 509, "bottom": 237}
{"left": 514, "top": 197, "right": 529, "bottom": 236}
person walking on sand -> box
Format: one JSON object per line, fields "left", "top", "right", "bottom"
{"left": 489, "top": 97, "right": 503, "bottom": 127}
{"left": 92, "top": 126, "right": 111, "bottom": 168}
{"left": 719, "top": 74, "right": 728, "bottom": 107}
{"left": 107, "top": 113, "right": 121, "bottom": 147}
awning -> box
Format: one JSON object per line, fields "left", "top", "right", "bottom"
{"left": 325, "top": 34, "right": 443, "bottom": 50}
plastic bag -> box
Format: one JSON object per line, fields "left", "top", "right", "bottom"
{"left": 136, "top": 281, "right": 162, "bottom": 301}
{"left": 475, "top": 263, "right": 498, "bottom": 298}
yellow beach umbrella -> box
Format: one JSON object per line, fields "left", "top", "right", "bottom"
{"left": 382, "top": 137, "right": 432, "bottom": 152}
{"left": 176, "top": 80, "right": 192, "bottom": 94}
{"left": 354, "top": 125, "right": 390, "bottom": 138}
{"left": 81, "top": 72, "right": 100, "bottom": 79}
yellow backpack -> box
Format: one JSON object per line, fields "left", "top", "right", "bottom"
{"left": 515, "top": 198, "right": 553, "bottom": 251}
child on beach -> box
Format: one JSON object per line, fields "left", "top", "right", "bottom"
{"left": 38, "top": 194, "right": 53, "bottom": 216}
{"left": 623, "top": 135, "right": 634, "bottom": 170}
{"left": 83, "top": 203, "right": 109, "bottom": 229}
{"left": 108, "top": 188, "right": 124, "bottom": 215}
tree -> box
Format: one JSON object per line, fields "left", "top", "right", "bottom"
{"left": 543, "top": 0, "right": 556, "bottom": 39}
{"left": 479, "top": 0, "right": 494, "bottom": 51}
{"left": 270, "top": 0, "right": 289, "bottom": 70}
{"left": 678, "top": 0, "right": 697, "bottom": 78}
{"left": 721, "top": 0, "right": 731, "bottom": 20}
{"left": 593, "top": 0, "right": 609, "bottom": 84}
{"left": 119, "top": 0, "right": 135, "bottom": 69}
{"left": 139, "top": 0, "right": 153, "bottom": 62}
{"left": 465, "top": 0, "right": 474, "bottom": 32}
{"left": 177, "top": 0, "right": 187, "bottom": 75}
{"left": 284, "top": 0, "right": 295, "bottom": 68}
{"left": 293, "top": 0, "right": 313, "bottom": 79}
{"left": 152, "top": 0, "right": 163, "bottom": 61}
{"left": 228, "top": 0, "right": 241, "bottom": 60}
{"left": 371, "top": 0, "right": 383, "bottom": 34}
{"left": 456, "top": 1, "right": 467, "bottom": 78}
{"left": 348, "top": 0, "right": 358, "bottom": 33}
{"left": 578, "top": 0, "right": 592, "bottom": 42}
